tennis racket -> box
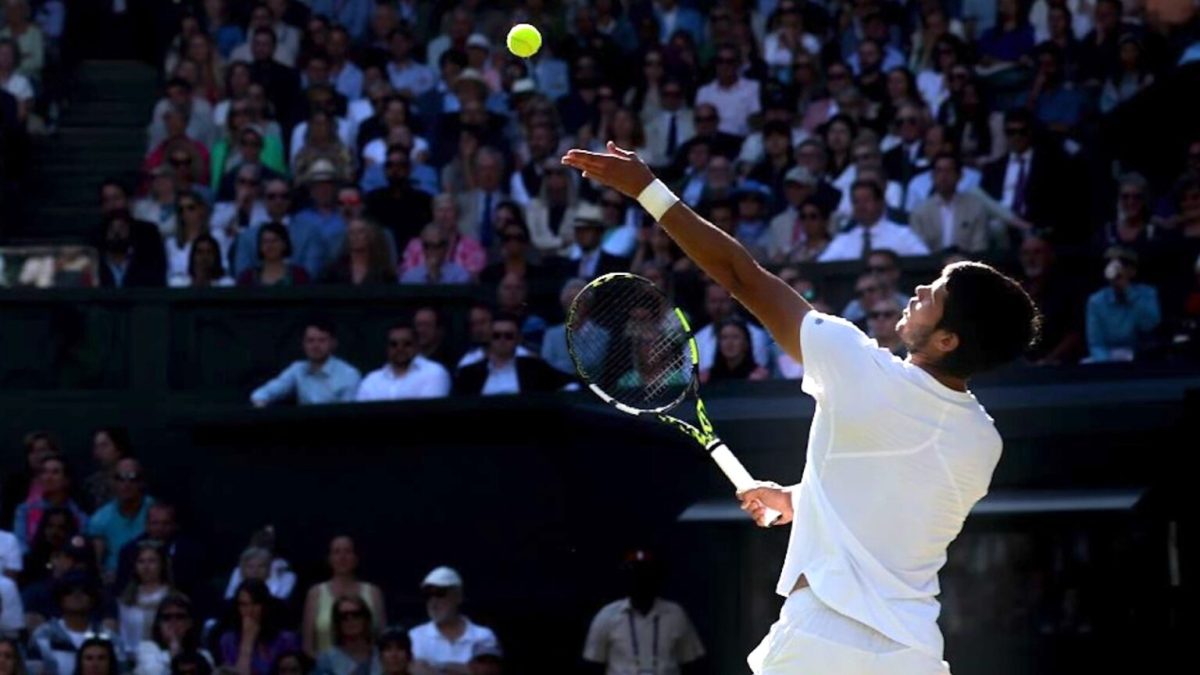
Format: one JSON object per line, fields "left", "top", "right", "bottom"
{"left": 566, "top": 272, "right": 782, "bottom": 527}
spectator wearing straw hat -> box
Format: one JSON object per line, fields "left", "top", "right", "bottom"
{"left": 571, "top": 203, "right": 630, "bottom": 281}
{"left": 408, "top": 567, "right": 499, "bottom": 674}
{"left": 292, "top": 159, "right": 346, "bottom": 265}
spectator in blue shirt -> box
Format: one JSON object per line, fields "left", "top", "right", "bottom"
{"left": 292, "top": 161, "right": 348, "bottom": 262}
{"left": 1018, "top": 43, "right": 1090, "bottom": 133}
{"left": 233, "top": 178, "right": 328, "bottom": 278}
{"left": 978, "top": 0, "right": 1036, "bottom": 65}
{"left": 251, "top": 320, "right": 362, "bottom": 407}
{"left": 310, "top": 0, "right": 372, "bottom": 42}
{"left": 86, "top": 458, "right": 154, "bottom": 576}
{"left": 1086, "top": 248, "right": 1162, "bottom": 362}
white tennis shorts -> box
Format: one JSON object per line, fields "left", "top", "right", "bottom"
{"left": 747, "top": 589, "right": 952, "bottom": 675}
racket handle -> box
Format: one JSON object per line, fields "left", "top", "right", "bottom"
{"left": 709, "top": 443, "right": 783, "bottom": 528}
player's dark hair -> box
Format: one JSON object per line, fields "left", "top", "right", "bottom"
{"left": 935, "top": 262, "right": 1041, "bottom": 379}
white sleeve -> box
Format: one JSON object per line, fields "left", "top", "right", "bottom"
{"left": 799, "top": 311, "right": 886, "bottom": 402}
{"left": 424, "top": 365, "right": 451, "bottom": 398}
{"left": 355, "top": 374, "right": 380, "bottom": 402}
{"left": 0, "top": 533, "right": 21, "bottom": 572}
{"left": 580, "top": 608, "right": 610, "bottom": 663}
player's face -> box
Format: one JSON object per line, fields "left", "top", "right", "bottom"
{"left": 897, "top": 276, "right": 949, "bottom": 353}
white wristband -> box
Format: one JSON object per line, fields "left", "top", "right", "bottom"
{"left": 636, "top": 179, "right": 680, "bottom": 221}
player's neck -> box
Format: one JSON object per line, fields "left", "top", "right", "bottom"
{"left": 908, "top": 354, "right": 969, "bottom": 392}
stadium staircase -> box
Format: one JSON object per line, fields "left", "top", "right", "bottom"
{"left": 11, "top": 60, "right": 158, "bottom": 244}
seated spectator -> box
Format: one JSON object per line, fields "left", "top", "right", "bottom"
{"left": 245, "top": 28, "right": 303, "bottom": 127}
{"left": 527, "top": 160, "right": 580, "bottom": 256}
{"left": 731, "top": 182, "right": 773, "bottom": 261}
{"left": 212, "top": 63, "right": 252, "bottom": 129}
{"left": 1019, "top": 235, "right": 1086, "bottom": 365}
{"left": 1017, "top": 43, "right": 1089, "bottom": 133}
{"left": 313, "top": 596, "right": 380, "bottom": 675}
{"left": 399, "top": 225, "right": 471, "bottom": 284}
{"left": 901, "top": 126, "right": 983, "bottom": 213}
{"left": 375, "top": 629, "right": 410, "bottom": 675}
{"left": 0, "top": 40, "right": 33, "bottom": 125}
{"left": 87, "top": 458, "right": 153, "bottom": 577}
{"left": 321, "top": 218, "right": 398, "bottom": 285}
{"left": 145, "top": 105, "right": 212, "bottom": 182}
{"left": 977, "top": 0, "right": 1036, "bottom": 67}
{"left": 412, "top": 308, "right": 453, "bottom": 370}
{"left": 770, "top": 193, "right": 833, "bottom": 264}
{"left": 1086, "top": 248, "right": 1162, "bottom": 362}
{"left": 117, "top": 542, "right": 172, "bottom": 653}
{"left": 0, "top": 1, "right": 42, "bottom": 82}
{"left": 14, "top": 456, "right": 88, "bottom": 555}
{"left": 236, "top": 222, "right": 311, "bottom": 287}
{"left": 1095, "top": 172, "right": 1169, "bottom": 265}
{"left": 267, "top": 652, "right": 310, "bottom": 675}
{"left": 452, "top": 314, "right": 571, "bottom": 395}
{"left": 148, "top": 78, "right": 216, "bottom": 151}
{"left": 211, "top": 120, "right": 287, "bottom": 196}
{"left": 909, "top": 154, "right": 991, "bottom": 254}
{"left": 218, "top": 580, "right": 300, "bottom": 675}
{"left": 18, "top": 505, "right": 76, "bottom": 587}
{"left": 456, "top": 304, "right": 534, "bottom": 369}
{"left": 175, "top": 234, "right": 235, "bottom": 288}
{"left": 356, "top": 322, "right": 452, "bottom": 401}
{"left": 20, "top": 534, "right": 92, "bottom": 629}
{"left": 364, "top": 145, "right": 432, "bottom": 247}
{"left": 165, "top": 191, "right": 229, "bottom": 286}
{"left": 0, "top": 571, "right": 21, "bottom": 637}
{"left": 695, "top": 44, "right": 759, "bottom": 137}
{"left": 291, "top": 111, "right": 354, "bottom": 183}
{"left": 408, "top": 568, "right": 499, "bottom": 673}
{"left": 251, "top": 320, "right": 361, "bottom": 407}
{"left": 75, "top": 635, "right": 121, "bottom": 675}
{"left": 230, "top": 6, "right": 297, "bottom": 67}
{"left": 701, "top": 319, "right": 771, "bottom": 384}
{"left": 360, "top": 97, "right": 429, "bottom": 170}
{"left": 135, "top": 593, "right": 212, "bottom": 675}
{"left": 694, "top": 283, "right": 770, "bottom": 371}
{"left": 29, "top": 571, "right": 123, "bottom": 675}
{"left": 213, "top": 165, "right": 271, "bottom": 243}
{"left": 1100, "top": 34, "right": 1153, "bottom": 114}
{"left": 818, "top": 181, "right": 930, "bottom": 262}
{"left": 98, "top": 211, "right": 167, "bottom": 288}
{"left": 2, "top": 431, "right": 57, "bottom": 528}
{"left": 843, "top": 250, "right": 912, "bottom": 324}
{"left": 80, "top": 427, "right": 126, "bottom": 513}
{"left": 223, "top": 534, "right": 295, "bottom": 603}
{"left": 541, "top": 278, "right": 591, "bottom": 375}
{"left": 302, "top": 536, "right": 386, "bottom": 656}
{"left": 400, "top": 194, "right": 484, "bottom": 280}
{"left": 454, "top": 147, "right": 509, "bottom": 247}
{"left": 230, "top": 177, "right": 327, "bottom": 278}
{"left": 495, "top": 273, "right": 548, "bottom": 347}
{"left": 582, "top": 550, "right": 704, "bottom": 675}
{"left": 134, "top": 167, "right": 179, "bottom": 239}
{"left": 570, "top": 203, "right": 630, "bottom": 281}
{"left": 866, "top": 297, "right": 908, "bottom": 357}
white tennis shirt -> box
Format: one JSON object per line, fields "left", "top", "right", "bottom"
{"left": 777, "top": 311, "right": 1002, "bottom": 659}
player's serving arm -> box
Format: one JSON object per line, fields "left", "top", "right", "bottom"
{"left": 563, "top": 142, "right": 1042, "bottom": 675}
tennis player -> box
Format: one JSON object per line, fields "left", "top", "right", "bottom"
{"left": 562, "top": 142, "right": 1040, "bottom": 674}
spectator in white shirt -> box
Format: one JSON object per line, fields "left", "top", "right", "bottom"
{"left": 408, "top": 567, "right": 499, "bottom": 675}
{"left": 0, "top": 528, "right": 20, "bottom": 579}
{"left": 695, "top": 44, "right": 760, "bottom": 137}
{"left": 356, "top": 322, "right": 452, "bottom": 401}
{"left": 819, "top": 181, "right": 931, "bottom": 261}
{"left": 582, "top": 550, "right": 705, "bottom": 675}
{"left": 694, "top": 282, "right": 771, "bottom": 370}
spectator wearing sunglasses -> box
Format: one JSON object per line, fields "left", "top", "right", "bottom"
{"left": 399, "top": 225, "right": 471, "bottom": 284}
{"left": 86, "top": 458, "right": 154, "bottom": 577}
{"left": 408, "top": 567, "right": 499, "bottom": 674}
{"left": 866, "top": 298, "right": 908, "bottom": 357}
{"left": 135, "top": 592, "right": 211, "bottom": 675}
{"left": 452, "top": 314, "right": 572, "bottom": 396}
{"left": 356, "top": 322, "right": 451, "bottom": 402}
{"left": 29, "top": 571, "right": 124, "bottom": 675}
{"left": 314, "top": 596, "right": 381, "bottom": 675}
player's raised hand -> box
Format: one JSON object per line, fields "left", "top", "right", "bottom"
{"left": 737, "top": 481, "right": 794, "bottom": 527}
{"left": 561, "top": 141, "right": 657, "bottom": 200}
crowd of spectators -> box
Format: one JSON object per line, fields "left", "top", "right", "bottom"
{"left": 0, "top": 0, "right": 65, "bottom": 223}
{"left": 0, "top": 429, "right": 512, "bottom": 675}
{"left": 62, "top": 0, "right": 1200, "bottom": 386}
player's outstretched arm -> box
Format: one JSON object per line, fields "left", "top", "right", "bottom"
{"left": 562, "top": 142, "right": 812, "bottom": 362}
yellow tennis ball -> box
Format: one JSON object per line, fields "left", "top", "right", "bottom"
{"left": 507, "top": 23, "right": 542, "bottom": 58}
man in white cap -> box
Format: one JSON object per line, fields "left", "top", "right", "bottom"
{"left": 409, "top": 566, "right": 500, "bottom": 675}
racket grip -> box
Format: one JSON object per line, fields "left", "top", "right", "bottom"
{"left": 709, "top": 443, "right": 783, "bottom": 527}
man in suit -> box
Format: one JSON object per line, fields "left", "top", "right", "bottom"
{"left": 882, "top": 104, "right": 928, "bottom": 189}
{"left": 571, "top": 202, "right": 631, "bottom": 280}
{"left": 97, "top": 211, "right": 166, "bottom": 288}
{"left": 981, "top": 108, "right": 1082, "bottom": 242}
{"left": 909, "top": 154, "right": 991, "bottom": 255}
{"left": 643, "top": 79, "right": 694, "bottom": 168}
{"left": 453, "top": 314, "right": 573, "bottom": 395}
{"left": 454, "top": 147, "right": 509, "bottom": 247}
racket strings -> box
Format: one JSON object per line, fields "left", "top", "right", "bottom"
{"left": 569, "top": 277, "right": 692, "bottom": 411}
